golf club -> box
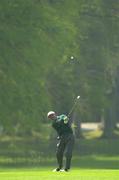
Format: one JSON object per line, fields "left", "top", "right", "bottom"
{"left": 67, "top": 95, "right": 80, "bottom": 118}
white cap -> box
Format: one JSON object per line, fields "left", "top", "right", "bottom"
{"left": 47, "top": 111, "right": 55, "bottom": 118}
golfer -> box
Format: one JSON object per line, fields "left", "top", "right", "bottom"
{"left": 47, "top": 111, "right": 75, "bottom": 172}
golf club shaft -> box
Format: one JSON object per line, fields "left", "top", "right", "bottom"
{"left": 67, "top": 97, "right": 79, "bottom": 118}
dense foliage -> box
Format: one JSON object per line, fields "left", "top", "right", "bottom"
{"left": 0, "top": 0, "right": 119, "bottom": 137}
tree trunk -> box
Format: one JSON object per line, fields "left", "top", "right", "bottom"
{"left": 102, "top": 107, "right": 115, "bottom": 138}
{"left": 101, "top": 90, "right": 117, "bottom": 138}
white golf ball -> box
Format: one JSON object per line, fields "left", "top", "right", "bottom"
{"left": 70, "top": 56, "right": 74, "bottom": 59}
{"left": 77, "top": 96, "right": 80, "bottom": 99}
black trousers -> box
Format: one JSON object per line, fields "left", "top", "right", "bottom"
{"left": 56, "top": 133, "right": 75, "bottom": 170}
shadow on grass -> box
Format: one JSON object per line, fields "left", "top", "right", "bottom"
{"left": 0, "top": 155, "right": 118, "bottom": 170}
{"left": 0, "top": 138, "right": 119, "bottom": 170}
{"left": 72, "top": 155, "right": 119, "bottom": 169}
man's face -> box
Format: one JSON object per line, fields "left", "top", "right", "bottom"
{"left": 49, "top": 113, "right": 57, "bottom": 120}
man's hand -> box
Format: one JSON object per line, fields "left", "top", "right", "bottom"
{"left": 64, "top": 116, "right": 69, "bottom": 124}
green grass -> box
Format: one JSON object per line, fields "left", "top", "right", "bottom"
{"left": 0, "top": 168, "right": 119, "bottom": 180}
{"left": 0, "top": 155, "right": 119, "bottom": 180}
{"left": 0, "top": 137, "right": 119, "bottom": 179}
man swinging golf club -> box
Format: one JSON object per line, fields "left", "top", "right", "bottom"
{"left": 47, "top": 96, "right": 80, "bottom": 172}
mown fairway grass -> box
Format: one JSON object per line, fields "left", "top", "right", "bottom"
{"left": 0, "top": 168, "right": 119, "bottom": 180}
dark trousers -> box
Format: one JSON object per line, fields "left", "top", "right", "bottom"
{"left": 56, "top": 134, "right": 75, "bottom": 170}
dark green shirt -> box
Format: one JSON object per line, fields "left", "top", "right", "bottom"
{"left": 52, "top": 114, "right": 73, "bottom": 136}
